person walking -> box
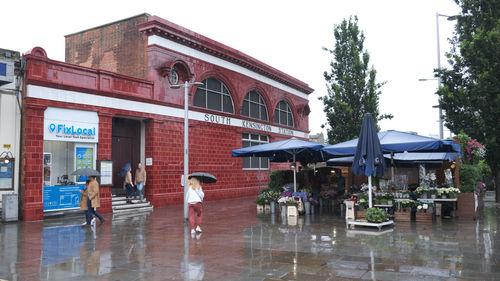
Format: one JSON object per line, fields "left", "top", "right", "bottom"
{"left": 134, "top": 163, "right": 147, "bottom": 202}
{"left": 186, "top": 176, "right": 204, "bottom": 236}
{"left": 79, "top": 180, "right": 90, "bottom": 227}
{"left": 87, "top": 175, "right": 104, "bottom": 225}
{"left": 124, "top": 166, "right": 134, "bottom": 204}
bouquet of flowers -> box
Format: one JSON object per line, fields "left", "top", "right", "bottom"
{"left": 416, "top": 201, "right": 435, "bottom": 213}
{"left": 400, "top": 199, "right": 415, "bottom": 210}
{"left": 319, "top": 191, "right": 335, "bottom": 199}
{"left": 415, "top": 186, "right": 429, "bottom": 195}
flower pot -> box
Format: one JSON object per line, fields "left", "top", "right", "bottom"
{"left": 304, "top": 201, "right": 311, "bottom": 215}
{"left": 431, "top": 194, "right": 436, "bottom": 199}
{"left": 281, "top": 205, "right": 287, "bottom": 216}
{"left": 257, "top": 205, "right": 264, "bottom": 213}
{"left": 422, "top": 194, "right": 428, "bottom": 199}
{"left": 270, "top": 201, "right": 276, "bottom": 214}
{"left": 287, "top": 206, "right": 298, "bottom": 217}
{"left": 264, "top": 204, "right": 271, "bottom": 213}
{"left": 441, "top": 195, "right": 447, "bottom": 199}
{"left": 387, "top": 200, "right": 393, "bottom": 206}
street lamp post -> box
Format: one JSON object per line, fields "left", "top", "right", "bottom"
{"left": 435, "top": 13, "right": 457, "bottom": 139}
{"left": 171, "top": 80, "right": 204, "bottom": 220}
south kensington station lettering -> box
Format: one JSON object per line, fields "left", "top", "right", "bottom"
{"left": 204, "top": 113, "right": 231, "bottom": 125}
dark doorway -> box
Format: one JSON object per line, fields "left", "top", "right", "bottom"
{"left": 112, "top": 118, "right": 141, "bottom": 195}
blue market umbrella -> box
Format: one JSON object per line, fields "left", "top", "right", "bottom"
{"left": 232, "top": 137, "right": 325, "bottom": 192}
{"left": 352, "top": 114, "right": 386, "bottom": 208}
{"left": 119, "top": 163, "right": 131, "bottom": 178}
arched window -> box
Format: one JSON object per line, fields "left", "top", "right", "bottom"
{"left": 241, "top": 90, "right": 268, "bottom": 121}
{"left": 193, "top": 77, "right": 234, "bottom": 113}
{"left": 274, "top": 101, "right": 294, "bottom": 127}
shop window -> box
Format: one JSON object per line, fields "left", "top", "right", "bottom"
{"left": 273, "top": 100, "right": 294, "bottom": 127}
{"left": 193, "top": 77, "right": 234, "bottom": 113}
{"left": 242, "top": 133, "right": 269, "bottom": 170}
{"left": 43, "top": 142, "right": 96, "bottom": 186}
{"left": 242, "top": 90, "right": 268, "bottom": 121}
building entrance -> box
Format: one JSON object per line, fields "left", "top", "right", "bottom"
{"left": 112, "top": 118, "right": 141, "bottom": 195}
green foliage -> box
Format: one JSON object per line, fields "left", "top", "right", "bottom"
{"left": 254, "top": 197, "right": 266, "bottom": 205}
{"left": 365, "top": 208, "right": 389, "bottom": 223}
{"left": 460, "top": 164, "right": 481, "bottom": 192}
{"left": 460, "top": 161, "right": 493, "bottom": 192}
{"left": 434, "top": 0, "right": 500, "bottom": 187}
{"left": 269, "top": 170, "right": 293, "bottom": 190}
{"left": 320, "top": 16, "right": 392, "bottom": 144}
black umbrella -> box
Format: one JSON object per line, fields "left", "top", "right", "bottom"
{"left": 71, "top": 168, "right": 101, "bottom": 177}
{"left": 352, "top": 114, "right": 387, "bottom": 208}
{"left": 189, "top": 172, "right": 217, "bottom": 184}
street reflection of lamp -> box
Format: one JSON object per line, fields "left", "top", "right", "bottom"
{"left": 0, "top": 151, "right": 14, "bottom": 163}
{"left": 170, "top": 81, "right": 204, "bottom": 220}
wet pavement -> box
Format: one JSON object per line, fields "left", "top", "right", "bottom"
{"left": 1, "top": 197, "right": 499, "bottom": 281}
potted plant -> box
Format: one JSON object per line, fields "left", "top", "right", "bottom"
{"left": 438, "top": 188, "right": 448, "bottom": 199}
{"left": 255, "top": 197, "right": 265, "bottom": 213}
{"left": 384, "top": 193, "right": 394, "bottom": 205}
{"left": 415, "top": 187, "right": 429, "bottom": 199}
{"left": 415, "top": 201, "right": 434, "bottom": 222}
{"left": 395, "top": 199, "right": 413, "bottom": 222}
{"left": 286, "top": 198, "right": 299, "bottom": 217}
{"left": 429, "top": 187, "right": 438, "bottom": 199}
{"left": 365, "top": 208, "right": 389, "bottom": 223}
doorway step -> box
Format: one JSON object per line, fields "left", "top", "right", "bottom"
{"left": 112, "top": 195, "right": 153, "bottom": 215}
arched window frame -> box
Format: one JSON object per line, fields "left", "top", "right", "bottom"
{"left": 241, "top": 90, "right": 268, "bottom": 121}
{"left": 273, "top": 100, "right": 294, "bottom": 127}
{"left": 193, "top": 77, "right": 234, "bottom": 114}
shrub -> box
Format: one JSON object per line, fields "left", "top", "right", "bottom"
{"left": 269, "top": 170, "right": 293, "bottom": 190}
{"left": 365, "top": 208, "right": 388, "bottom": 223}
{"left": 460, "top": 164, "right": 481, "bottom": 193}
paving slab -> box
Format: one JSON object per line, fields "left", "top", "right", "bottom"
{"left": 0, "top": 198, "right": 499, "bottom": 280}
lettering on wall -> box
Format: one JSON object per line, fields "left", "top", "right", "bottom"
{"left": 204, "top": 113, "right": 231, "bottom": 125}
{"left": 241, "top": 120, "right": 272, "bottom": 132}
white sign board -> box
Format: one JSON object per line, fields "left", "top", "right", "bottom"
{"left": 146, "top": 158, "right": 153, "bottom": 166}
{"left": 44, "top": 107, "right": 99, "bottom": 143}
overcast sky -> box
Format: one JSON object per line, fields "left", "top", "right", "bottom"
{"left": 3, "top": 0, "right": 460, "bottom": 139}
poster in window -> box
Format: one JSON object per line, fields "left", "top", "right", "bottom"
{"left": 0, "top": 160, "right": 14, "bottom": 190}
{"left": 75, "top": 146, "right": 94, "bottom": 183}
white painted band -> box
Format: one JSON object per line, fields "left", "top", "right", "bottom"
{"left": 27, "top": 85, "right": 308, "bottom": 138}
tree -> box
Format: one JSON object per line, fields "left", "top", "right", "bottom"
{"left": 435, "top": 0, "right": 500, "bottom": 201}
{"left": 320, "top": 16, "right": 392, "bottom": 144}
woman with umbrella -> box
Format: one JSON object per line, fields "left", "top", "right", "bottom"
{"left": 186, "top": 173, "right": 216, "bottom": 236}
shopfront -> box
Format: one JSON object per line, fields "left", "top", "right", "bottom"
{"left": 42, "top": 107, "right": 98, "bottom": 212}
{"left": 20, "top": 14, "right": 313, "bottom": 221}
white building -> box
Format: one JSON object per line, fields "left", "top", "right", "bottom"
{"left": 0, "top": 48, "right": 23, "bottom": 209}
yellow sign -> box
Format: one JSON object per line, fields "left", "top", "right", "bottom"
{"left": 3, "top": 144, "right": 11, "bottom": 149}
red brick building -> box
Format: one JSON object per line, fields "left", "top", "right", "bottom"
{"left": 21, "top": 14, "right": 313, "bottom": 221}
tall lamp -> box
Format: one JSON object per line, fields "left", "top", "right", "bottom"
{"left": 170, "top": 81, "right": 204, "bottom": 220}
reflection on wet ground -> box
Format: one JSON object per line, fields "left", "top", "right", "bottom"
{"left": 1, "top": 197, "right": 499, "bottom": 280}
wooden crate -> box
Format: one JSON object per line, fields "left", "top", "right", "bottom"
{"left": 415, "top": 211, "right": 433, "bottom": 222}
{"left": 356, "top": 210, "right": 366, "bottom": 219}
{"left": 264, "top": 205, "right": 271, "bottom": 214}
{"left": 394, "top": 210, "right": 411, "bottom": 222}
{"left": 458, "top": 192, "right": 476, "bottom": 219}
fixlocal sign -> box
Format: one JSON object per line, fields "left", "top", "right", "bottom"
{"left": 44, "top": 107, "right": 99, "bottom": 143}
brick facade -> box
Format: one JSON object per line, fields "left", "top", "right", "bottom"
{"left": 20, "top": 14, "right": 313, "bottom": 221}
{"left": 65, "top": 14, "right": 150, "bottom": 80}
